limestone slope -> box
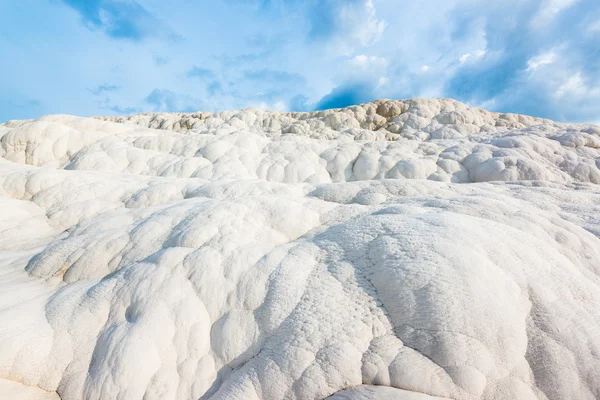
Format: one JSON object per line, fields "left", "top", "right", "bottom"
{"left": 0, "top": 99, "right": 599, "bottom": 400}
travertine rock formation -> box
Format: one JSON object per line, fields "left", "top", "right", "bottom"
{"left": 1, "top": 99, "right": 599, "bottom": 399}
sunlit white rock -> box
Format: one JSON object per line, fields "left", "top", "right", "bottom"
{"left": 1, "top": 99, "right": 599, "bottom": 399}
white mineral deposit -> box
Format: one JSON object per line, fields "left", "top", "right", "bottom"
{"left": 1, "top": 98, "right": 599, "bottom": 399}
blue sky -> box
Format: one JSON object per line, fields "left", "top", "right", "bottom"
{"left": 1, "top": 0, "right": 599, "bottom": 123}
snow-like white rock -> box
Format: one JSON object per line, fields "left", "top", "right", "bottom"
{"left": 0, "top": 99, "right": 599, "bottom": 400}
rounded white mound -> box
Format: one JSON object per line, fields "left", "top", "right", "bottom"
{"left": 0, "top": 98, "right": 599, "bottom": 400}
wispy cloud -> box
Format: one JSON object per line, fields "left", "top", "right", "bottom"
{"left": 441, "top": 0, "right": 600, "bottom": 121}
{"left": 186, "top": 67, "right": 216, "bottom": 79}
{"left": 60, "top": 0, "right": 176, "bottom": 40}
{"left": 307, "top": 0, "right": 386, "bottom": 46}
{"left": 234, "top": 0, "right": 385, "bottom": 53}
{"left": 207, "top": 81, "right": 223, "bottom": 96}
{"left": 98, "top": 101, "right": 139, "bottom": 115}
{"left": 243, "top": 69, "right": 305, "bottom": 84}
{"left": 153, "top": 55, "right": 170, "bottom": 66}
{"left": 145, "top": 89, "right": 200, "bottom": 112}
{"left": 90, "top": 83, "right": 120, "bottom": 95}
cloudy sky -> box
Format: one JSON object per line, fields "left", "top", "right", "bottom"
{"left": 1, "top": 0, "right": 599, "bottom": 123}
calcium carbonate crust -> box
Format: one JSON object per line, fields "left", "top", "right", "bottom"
{"left": 0, "top": 98, "right": 599, "bottom": 400}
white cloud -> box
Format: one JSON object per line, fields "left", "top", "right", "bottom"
{"left": 459, "top": 49, "right": 487, "bottom": 64}
{"left": 348, "top": 55, "right": 388, "bottom": 71}
{"left": 340, "top": 54, "right": 389, "bottom": 87}
{"left": 250, "top": 100, "right": 287, "bottom": 111}
{"left": 526, "top": 50, "right": 558, "bottom": 71}
{"left": 588, "top": 18, "right": 600, "bottom": 33}
{"left": 331, "top": 0, "right": 387, "bottom": 55}
{"left": 344, "top": 0, "right": 387, "bottom": 47}
{"left": 531, "top": 0, "right": 578, "bottom": 27}
{"left": 377, "top": 76, "right": 389, "bottom": 87}
{"left": 554, "top": 72, "right": 599, "bottom": 99}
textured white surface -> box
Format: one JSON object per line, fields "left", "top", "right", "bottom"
{"left": 0, "top": 99, "right": 599, "bottom": 400}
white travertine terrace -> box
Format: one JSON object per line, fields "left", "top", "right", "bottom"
{"left": 0, "top": 98, "right": 599, "bottom": 400}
